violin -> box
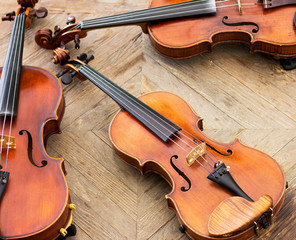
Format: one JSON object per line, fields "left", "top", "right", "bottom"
{"left": 0, "top": 1, "right": 76, "bottom": 239}
{"left": 34, "top": 0, "right": 296, "bottom": 64}
{"left": 55, "top": 53, "right": 286, "bottom": 240}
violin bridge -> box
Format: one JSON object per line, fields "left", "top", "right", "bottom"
{"left": 0, "top": 135, "right": 16, "bottom": 149}
{"left": 237, "top": 0, "right": 242, "bottom": 15}
{"left": 186, "top": 142, "right": 206, "bottom": 167}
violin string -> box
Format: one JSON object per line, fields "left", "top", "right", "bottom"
{"left": 82, "top": 66, "right": 215, "bottom": 176}
{"left": 0, "top": 19, "right": 16, "bottom": 160}
{"left": 69, "top": 0, "right": 209, "bottom": 31}
{"left": 70, "top": 1, "right": 256, "bottom": 32}
{"left": 82, "top": 66, "right": 218, "bottom": 170}
{"left": 81, "top": 0, "right": 210, "bottom": 26}
{"left": 5, "top": 14, "right": 26, "bottom": 173}
{"left": 80, "top": 2, "right": 256, "bottom": 29}
{"left": 82, "top": 3, "right": 217, "bottom": 29}
{"left": 0, "top": 15, "right": 21, "bottom": 167}
{"left": 81, "top": 66, "right": 218, "bottom": 166}
{"left": 81, "top": 66, "right": 216, "bottom": 175}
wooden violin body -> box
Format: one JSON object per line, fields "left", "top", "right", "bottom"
{"left": 35, "top": 0, "right": 296, "bottom": 64}
{"left": 0, "top": 66, "right": 72, "bottom": 239}
{"left": 148, "top": 0, "right": 296, "bottom": 59}
{"left": 110, "top": 91, "right": 286, "bottom": 240}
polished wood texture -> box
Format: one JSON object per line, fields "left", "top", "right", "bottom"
{"left": 148, "top": 0, "right": 296, "bottom": 59}
{"left": 110, "top": 91, "right": 285, "bottom": 240}
{"left": 0, "top": 67, "right": 71, "bottom": 239}
{"left": 2, "top": 0, "right": 296, "bottom": 239}
{"left": 208, "top": 195, "right": 273, "bottom": 237}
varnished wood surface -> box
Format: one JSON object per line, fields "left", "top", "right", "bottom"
{"left": 1, "top": 1, "right": 295, "bottom": 239}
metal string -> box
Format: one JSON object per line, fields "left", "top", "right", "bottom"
{"left": 0, "top": 14, "right": 26, "bottom": 174}
{"left": 74, "top": 1, "right": 256, "bottom": 31}
{"left": 0, "top": 15, "right": 22, "bottom": 164}
{"left": 4, "top": 14, "right": 26, "bottom": 173}
{"left": 81, "top": 65, "right": 217, "bottom": 175}
{"left": 82, "top": 0, "right": 211, "bottom": 26}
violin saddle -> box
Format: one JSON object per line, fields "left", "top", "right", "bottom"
{"left": 208, "top": 195, "right": 273, "bottom": 237}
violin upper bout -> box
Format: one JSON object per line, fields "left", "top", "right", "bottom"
{"left": 208, "top": 195, "right": 273, "bottom": 237}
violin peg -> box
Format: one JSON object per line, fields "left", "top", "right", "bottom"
{"left": 66, "top": 16, "right": 76, "bottom": 25}
{"left": 34, "top": 7, "right": 48, "bottom": 19}
{"left": 85, "top": 55, "right": 94, "bottom": 64}
{"left": 77, "top": 53, "right": 87, "bottom": 61}
{"left": 56, "top": 69, "right": 69, "bottom": 78}
{"left": 54, "top": 25, "right": 61, "bottom": 35}
{"left": 2, "top": 16, "right": 15, "bottom": 21}
{"left": 61, "top": 71, "right": 76, "bottom": 85}
{"left": 74, "top": 34, "right": 80, "bottom": 49}
{"left": 6, "top": 11, "right": 16, "bottom": 17}
{"left": 2, "top": 12, "right": 16, "bottom": 22}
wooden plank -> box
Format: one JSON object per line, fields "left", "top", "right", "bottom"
{"left": 0, "top": 0, "right": 295, "bottom": 239}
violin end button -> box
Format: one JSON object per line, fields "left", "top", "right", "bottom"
{"left": 179, "top": 225, "right": 186, "bottom": 233}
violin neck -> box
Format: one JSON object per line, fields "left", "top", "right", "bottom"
{"left": 77, "top": 63, "right": 181, "bottom": 142}
{"left": 80, "top": 0, "right": 216, "bottom": 32}
{"left": 0, "top": 14, "right": 27, "bottom": 117}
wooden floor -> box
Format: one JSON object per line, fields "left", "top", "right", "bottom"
{"left": 1, "top": 0, "right": 296, "bottom": 239}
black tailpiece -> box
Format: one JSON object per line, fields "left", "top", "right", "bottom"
{"left": 207, "top": 163, "right": 253, "bottom": 202}
{"left": 0, "top": 171, "right": 9, "bottom": 202}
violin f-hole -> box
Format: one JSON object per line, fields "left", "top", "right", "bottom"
{"left": 170, "top": 155, "right": 191, "bottom": 192}
{"left": 19, "top": 130, "right": 47, "bottom": 168}
{"left": 222, "top": 16, "right": 259, "bottom": 33}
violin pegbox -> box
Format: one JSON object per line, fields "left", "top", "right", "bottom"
{"left": 2, "top": 0, "right": 47, "bottom": 29}
{"left": 56, "top": 53, "right": 94, "bottom": 85}
{"left": 35, "top": 15, "right": 87, "bottom": 61}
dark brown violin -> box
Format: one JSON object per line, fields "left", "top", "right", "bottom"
{"left": 0, "top": 1, "right": 76, "bottom": 239}
{"left": 35, "top": 0, "right": 296, "bottom": 66}
{"left": 54, "top": 53, "right": 286, "bottom": 240}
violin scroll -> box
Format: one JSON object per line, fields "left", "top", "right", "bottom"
{"left": 17, "top": 0, "right": 38, "bottom": 7}
{"left": 53, "top": 48, "right": 70, "bottom": 64}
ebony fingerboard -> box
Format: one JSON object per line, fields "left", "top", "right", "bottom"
{"left": 78, "top": 64, "right": 181, "bottom": 142}
{"left": 0, "top": 14, "right": 26, "bottom": 117}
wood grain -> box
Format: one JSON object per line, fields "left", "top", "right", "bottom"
{"left": 1, "top": 0, "right": 295, "bottom": 239}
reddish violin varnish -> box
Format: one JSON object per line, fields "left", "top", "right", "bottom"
{"left": 0, "top": 67, "right": 70, "bottom": 239}
{"left": 0, "top": 1, "right": 72, "bottom": 239}
{"left": 109, "top": 91, "right": 286, "bottom": 240}
{"left": 148, "top": 0, "right": 296, "bottom": 59}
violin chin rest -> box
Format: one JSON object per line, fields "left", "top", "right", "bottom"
{"left": 208, "top": 195, "right": 273, "bottom": 237}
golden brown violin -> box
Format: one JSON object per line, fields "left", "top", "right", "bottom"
{"left": 55, "top": 54, "right": 286, "bottom": 240}
{"left": 0, "top": 1, "right": 75, "bottom": 239}
{"left": 35, "top": 0, "right": 296, "bottom": 65}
